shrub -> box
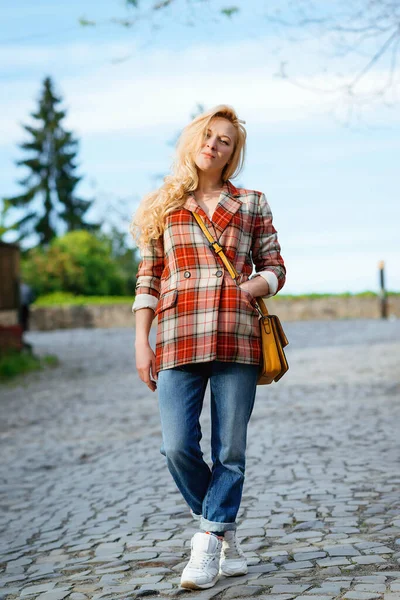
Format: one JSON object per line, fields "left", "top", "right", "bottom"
{"left": 0, "top": 349, "right": 58, "bottom": 382}
{"left": 22, "top": 230, "right": 126, "bottom": 297}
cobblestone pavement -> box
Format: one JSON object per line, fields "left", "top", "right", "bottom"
{"left": 1, "top": 319, "right": 400, "bottom": 600}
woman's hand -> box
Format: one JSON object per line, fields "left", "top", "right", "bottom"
{"left": 134, "top": 307, "right": 158, "bottom": 392}
{"left": 239, "top": 275, "right": 270, "bottom": 298}
{"left": 135, "top": 341, "right": 158, "bottom": 392}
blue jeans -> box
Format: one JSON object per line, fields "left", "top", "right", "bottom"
{"left": 157, "top": 361, "right": 259, "bottom": 533}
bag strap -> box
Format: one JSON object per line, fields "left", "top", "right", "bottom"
{"left": 191, "top": 211, "right": 269, "bottom": 317}
{"left": 191, "top": 211, "right": 239, "bottom": 281}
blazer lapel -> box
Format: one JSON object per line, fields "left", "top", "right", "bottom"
{"left": 183, "top": 180, "right": 243, "bottom": 238}
{"left": 211, "top": 180, "right": 242, "bottom": 236}
{"left": 183, "top": 190, "right": 220, "bottom": 239}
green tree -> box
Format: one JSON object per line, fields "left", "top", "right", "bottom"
{"left": 97, "top": 226, "right": 141, "bottom": 296}
{"left": 0, "top": 199, "right": 18, "bottom": 240}
{"left": 21, "top": 230, "right": 126, "bottom": 297}
{"left": 4, "top": 76, "right": 99, "bottom": 247}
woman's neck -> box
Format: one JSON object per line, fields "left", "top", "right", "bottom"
{"left": 196, "top": 173, "right": 225, "bottom": 194}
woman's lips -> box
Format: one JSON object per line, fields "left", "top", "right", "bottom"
{"left": 202, "top": 153, "right": 215, "bottom": 159}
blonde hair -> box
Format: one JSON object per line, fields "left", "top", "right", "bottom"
{"left": 130, "top": 104, "right": 247, "bottom": 249}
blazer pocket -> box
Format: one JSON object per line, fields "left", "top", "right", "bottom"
{"left": 238, "top": 286, "right": 259, "bottom": 316}
{"left": 239, "top": 287, "right": 254, "bottom": 302}
{"left": 154, "top": 289, "right": 178, "bottom": 316}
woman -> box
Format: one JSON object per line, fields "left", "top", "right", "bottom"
{"left": 130, "top": 105, "right": 285, "bottom": 590}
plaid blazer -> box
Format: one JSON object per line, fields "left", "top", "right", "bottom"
{"left": 133, "top": 180, "right": 286, "bottom": 373}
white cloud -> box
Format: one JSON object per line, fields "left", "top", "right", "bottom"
{"left": 1, "top": 13, "right": 398, "bottom": 294}
{"left": 283, "top": 251, "right": 400, "bottom": 295}
{"left": 1, "top": 36, "right": 398, "bottom": 147}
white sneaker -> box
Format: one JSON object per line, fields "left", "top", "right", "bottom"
{"left": 219, "top": 530, "right": 248, "bottom": 576}
{"left": 180, "top": 532, "right": 222, "bottom": 589}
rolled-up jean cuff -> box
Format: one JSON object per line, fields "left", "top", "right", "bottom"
{"left": 200, "top": 517, "right": 237, "bottom": 533}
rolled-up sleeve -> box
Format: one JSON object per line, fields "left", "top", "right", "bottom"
{"left": 132, "top": 235, "right": 164, "bottom": 313}
{"left": 250, "top": 192, "right": 286, "bottom": 295}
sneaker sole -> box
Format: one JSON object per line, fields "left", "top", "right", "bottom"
{"left": 180, "top": 576, "right": 219, "bottom": 590}
{"left": 219, "top": 567, "right": 248, "bottom": 577}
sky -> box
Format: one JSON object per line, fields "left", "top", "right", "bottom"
{"left": 1, "top": 0, "right": 399, "bottom": 294}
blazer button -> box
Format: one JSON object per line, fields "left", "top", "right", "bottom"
{"left": 215, "top": 270, "right": 223, "bottom": 277}
{"left": 184, "top": 271, "right": 191, "bottom": 278}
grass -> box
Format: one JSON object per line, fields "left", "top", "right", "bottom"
{"left": 32, "top": 290, "right": 400, "bottom": 307}
{"left": 274, "top": 291, "right": 400, "bottom": 301}
{"left": 34, "top": 292, "right": 133, "bottom": 307}
{"left": 0, "top": 348, "right": 59, "bottom": 383}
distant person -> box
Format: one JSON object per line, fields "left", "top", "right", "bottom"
{"left": 19, "top": 281, "right": 35, "bottom": 333}
{"left": 130, "top": 105, "right": 286, "bottom": 590}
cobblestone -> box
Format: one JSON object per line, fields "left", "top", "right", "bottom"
{"left": 283, "top": 561, "right": 314, "bottom": 570}
{"left": 35, "top": 591, "right": 71, "bottom": 600}
{"left": 364, "top": 546, "right": 394, "bottom": 554}
{"left": 0, "top": 320, "right": 400, "bottom": 599}
{"left": 317, "top": 557, "right": 352, "bottom": 567}
{"left": 223, "top": 584, "right": 263, "bottom": 598}
{"left": 255, "top": 576, "right": 292, "bottom": 585}
{"left": 344, "top": 593, "right": 384, "bottom": 600}
{"left": 258, "top": 596, "right": 295, "bottom": 600}
{"left": 272, "top": 584, "right": 312, "bottom": 593}
{"left": 354, "top": 583, "right": 387, "bottom": 592}
{"left": 352, "top": 555, "right": 387, "bottom": 565}
{"left": 324, "top": 545, "right": 361, "bottom": 556}
{"left": 20, "top": 583, "right": 57, "bottom": 596}
{"left": 390, "top": 582, "right": 400, "bottom": 591}
{"left": 295, "top": 596, "right": 335, "bottom": 600}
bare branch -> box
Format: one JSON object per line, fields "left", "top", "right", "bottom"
{"left": 77, "top": 0, "right": 400, "bottom": 111}
{"left": 350, "top": 28, "right": 400, "bottom": 88}
{"left": 153, "top": 0, "right": 173, "bottom": 10}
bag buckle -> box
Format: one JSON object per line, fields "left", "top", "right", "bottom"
{"left": 235, "top": 272, "right": 244, "bottom": 285}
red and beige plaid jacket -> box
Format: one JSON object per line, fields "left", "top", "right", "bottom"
{"left": 133, "top": 180, "right": 286, "bottom": 373}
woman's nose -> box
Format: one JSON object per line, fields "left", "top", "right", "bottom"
{"left": 206, "top": 137, "right": 217, "bottom": 149}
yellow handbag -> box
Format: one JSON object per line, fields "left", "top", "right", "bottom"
{"left": 191, "top": 211, "right": 289, "bottom": 385}
{"left": 256, "top": 297, "right": 289, "bottom": 384}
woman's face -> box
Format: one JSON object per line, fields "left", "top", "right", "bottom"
{"left": 194, "top": 117, "right": 237, "bottom": 177}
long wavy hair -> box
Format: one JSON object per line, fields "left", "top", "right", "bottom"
{"left": 130, "top": 104, "right": 247, "bottom": 249}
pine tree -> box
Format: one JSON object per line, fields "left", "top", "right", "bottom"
{"left": 5, "top": 76, "right": 99, "bottom": 246}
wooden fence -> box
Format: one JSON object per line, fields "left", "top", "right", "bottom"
{"left": 0, "top": 241, "right": 20, "bottom": 311}
{"left": 0, "top": 241, "right": 22, "bottom": 351}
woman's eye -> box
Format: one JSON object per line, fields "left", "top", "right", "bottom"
{"left": 221, "top": 140, "right": 229, "bottom": 145}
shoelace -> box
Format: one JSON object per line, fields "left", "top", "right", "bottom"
{"left": 223, "top": 536, "right": 243, "bottom": 559}
{"left": 187, "top": 551, "right": 215, "bottom": 570}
